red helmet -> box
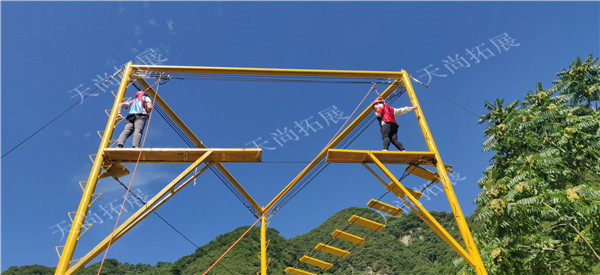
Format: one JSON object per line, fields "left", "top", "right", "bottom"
{"left": 135, "top": 90, "right": 148, "bottom": 97}
{"left": 372, "top": 99, "right": 385, "bottom": 106}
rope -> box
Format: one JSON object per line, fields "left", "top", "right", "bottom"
{"left": 202, "top": 216, "right": 263, "bottom": 275}
{"left": 97, "top": 74, "right": 164, "bottom": 274}
{"left": 111, "top": 177, "right": 237, "bottom": 274}
{"left": 200, "top": 83, "right": 381, "bottom": 273}
{"left": 326, "top": 82, "right": 376, "bottom": 147}
{"left": 112, "top": 177, "right": 200, "bottom": 248}
{"left": 270, "top": 86, "right": 407, "bottom": 215}
{"left": 2, "top": 68, "right": 123, "bottom": 159}
{"left": 130, "top": 81, "right": 259, "bottom": 216}
{"left": 293, "top": 167, "right": 442, "bottom": 274}
{"left": 409, "top": 75, "right": 480, "bottom": 119}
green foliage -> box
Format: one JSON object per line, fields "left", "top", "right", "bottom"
{"left": 471, "top": 54, "right": 600, "bottom": 274}
{"left": 1, "top": 265, "right": 55, "bottom": 275}
{"left": 3, "top": 209, "right": 468, "bottom": 275}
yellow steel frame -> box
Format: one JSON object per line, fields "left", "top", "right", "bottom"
{"left": 55, "top": 64, "right": 486, "bottom": 275}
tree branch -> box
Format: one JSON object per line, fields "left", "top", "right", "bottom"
{"left": 542, "top": 202, "right": 600, "bottom": 260}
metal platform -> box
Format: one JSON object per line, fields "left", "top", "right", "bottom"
{"left": 102, "top": 148, "right": 262, "bottom": 163}
{"left": 326, "top": 149, "right": 437, "bottom": 165}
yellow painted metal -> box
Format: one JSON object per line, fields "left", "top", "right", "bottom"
{"left": 331, "top": 229, "right": 366, "bottom": 245}
{"left": 299, "top": 256, "right": 333, "bottom": 270}
{"left": 367, "top": 199, "right": 404, "bottom": 216}
{"left": 406, "top": 165, "right": 440, "bottom": 183}
{"left": 367, "top": 152, "right": 476, "bottom": 267}
{"left": 132, "top": 64, "right": 404, "bottom": 79}
{"left": 102, "top": 148, "right": 262, "bottom": 163}
{"left": 56, "top": 66, "right": 486, "bottom": 274}
{"left": 55, "top": 62, "right": 133, "bottom": 275}
{"left": 136, "top": 78, "right": 263, "bottom": 215}
{"left": 263, "top": 81, "right": 402, "bottom": 214}
{"left": 349, "top": 215, "right": 385, "bottom": 232}
{"left": 315, "top": 243, "right": 350, "bottom": 258}
{"left": 98, "top": 163, "right": 129, "bottom": 179}
{"left": 66, "top": 153, "right": 213, "bottom": 274}
{"left": 327, "top": 149, "right": 437, "bottom": 166}
{"left": 386, "top": 181, "right": 423, "bottom": 200}
{"left": 261, "top": 215, "right": 267, "bottom": 275}
{"left": 361, "top": 163, "right": 389, "bottom": 188}
{"left": 284, "top": 267, "right": 316, "bottom": 275}
{"left": 401, "top": 74, "right": 487, "bottom": 274}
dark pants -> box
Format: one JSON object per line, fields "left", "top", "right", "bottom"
{"left": 382, "top": 122, "right": 405, "bottom": 151}
{"left": 117, "top": 114, "right": 148, "bottom": 148}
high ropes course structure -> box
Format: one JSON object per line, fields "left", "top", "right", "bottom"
{"left": 55, "top": 62, "right": 487, "bottom": 275}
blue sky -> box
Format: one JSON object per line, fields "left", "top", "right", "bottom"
{"left": 1, "top": 1, "right": 598, "bottom": 272}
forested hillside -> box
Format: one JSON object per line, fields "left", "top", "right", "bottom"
{"left": 3, "top": 209, "right": 465, "bottom": 275}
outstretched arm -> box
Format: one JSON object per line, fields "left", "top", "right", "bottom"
{"left": 394, "top": 105, "right": 418, "bottom": 116}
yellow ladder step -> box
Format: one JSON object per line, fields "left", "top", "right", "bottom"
{"left": 331, "top": 229, "right": 366, "bottom": 245}
{"left": 315, "top": 243, "right": 350, "bottom": 258}
{"left": 99, "top": 163, "right": 130, "bottom": 179}
{"left": 299, "top": 255, "right": 333, "bottom": 270}
{"left": 406, "top": 165, "right": 440, "bottom": 183}
{"left": 285, "top": 267, "right": 316, "bottom": 275}
{"left": 386, "top": 181, "right": 423, "bottom": 200}
{"left": 348, "top": 215, "right": 385, "bottom": 232}
{"left": 367, "top": 199, "right": 404, "bottom": 216}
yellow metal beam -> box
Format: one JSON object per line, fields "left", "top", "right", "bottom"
{"left": 131, "top": 64, "right": 404, "bottom": 79}
{"left": 55, "top": 62, "right": 133, "bottom": 275}
{"left": 361, "top": 163, "right": 389, "bottom": 187}
{"left": 102, "top": 148, "right": 262, "bottom": 163}
{"left": 66, "top": 152, "right": 213, "bottom": 274}
{"left": 263, "top": 78, "right": 403, "bottom": 213}
{"left": 136, "top": 78, "right": 263, "bottom": 214}
{"left": 401, "top": 74, "right": 487, "bottom": 274}
{"left": 367, "top": 152, "right": 476, "bottom": 267}
{"left": 327, "top": 149, "right": 437, "bottom": 166}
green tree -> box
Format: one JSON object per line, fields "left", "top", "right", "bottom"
{"left": 466, "top": 55, "right": 600, "bottom": 274}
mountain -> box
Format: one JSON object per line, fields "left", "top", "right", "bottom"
{"left": 2, "top": 208, "right": 467, "bottom": 274}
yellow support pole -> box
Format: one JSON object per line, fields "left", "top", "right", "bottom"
{"left": 367, "top": 152, "right": 476, "bottom": 267}
{"left": 136, "top": 78, "right": 263, "bottom": 214}
{"left": 55, "top": 62, "right": 133, "bottom": 275}
{"left": 401, "top": 73, "right": 487, "bottom": 274}
{"left": 66, "top": 152, "right": 213, "bottom": 274}
{"left": 263, "top": 79, "right": 403, "bottom": 213}
{"left": 261, "top": 215, "right": 267, "bottom": 275}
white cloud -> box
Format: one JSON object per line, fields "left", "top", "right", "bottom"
{"left": 166, "top": 20, "right": 175, "bottom": 34}
{"left": 64, "top": 130, "right": 72, "bottom": 137}
{"left": 83, "top": 132, "right": 91, "bottom": 138}
{"left": 133, "top": 25, "right": 142, "bottom": 37}
{"left": 148, "top": 18, "right": 157, "bottom": 26}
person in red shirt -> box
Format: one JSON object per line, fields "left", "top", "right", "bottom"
{"left": 372, "top": 98, "right": 418, "bottom": 151}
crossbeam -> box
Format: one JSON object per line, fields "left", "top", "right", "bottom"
{"left": 327, "top": 149, "right": 436, "bottom": 165}
{"left": 131, "top": 64, "right": 404, "bottom": 78}
{"left": 102, "top": 148, "right": 261, "bottom": 163}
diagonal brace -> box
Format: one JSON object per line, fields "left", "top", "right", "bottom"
{"left": 66, "top": 151, "right": 213, "bottom": 274}
{"left": 136, "top": 77, "right": 262, "bottom": 214}
{"left": 367, "top": 152, "right": 475, "bottom": 267}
